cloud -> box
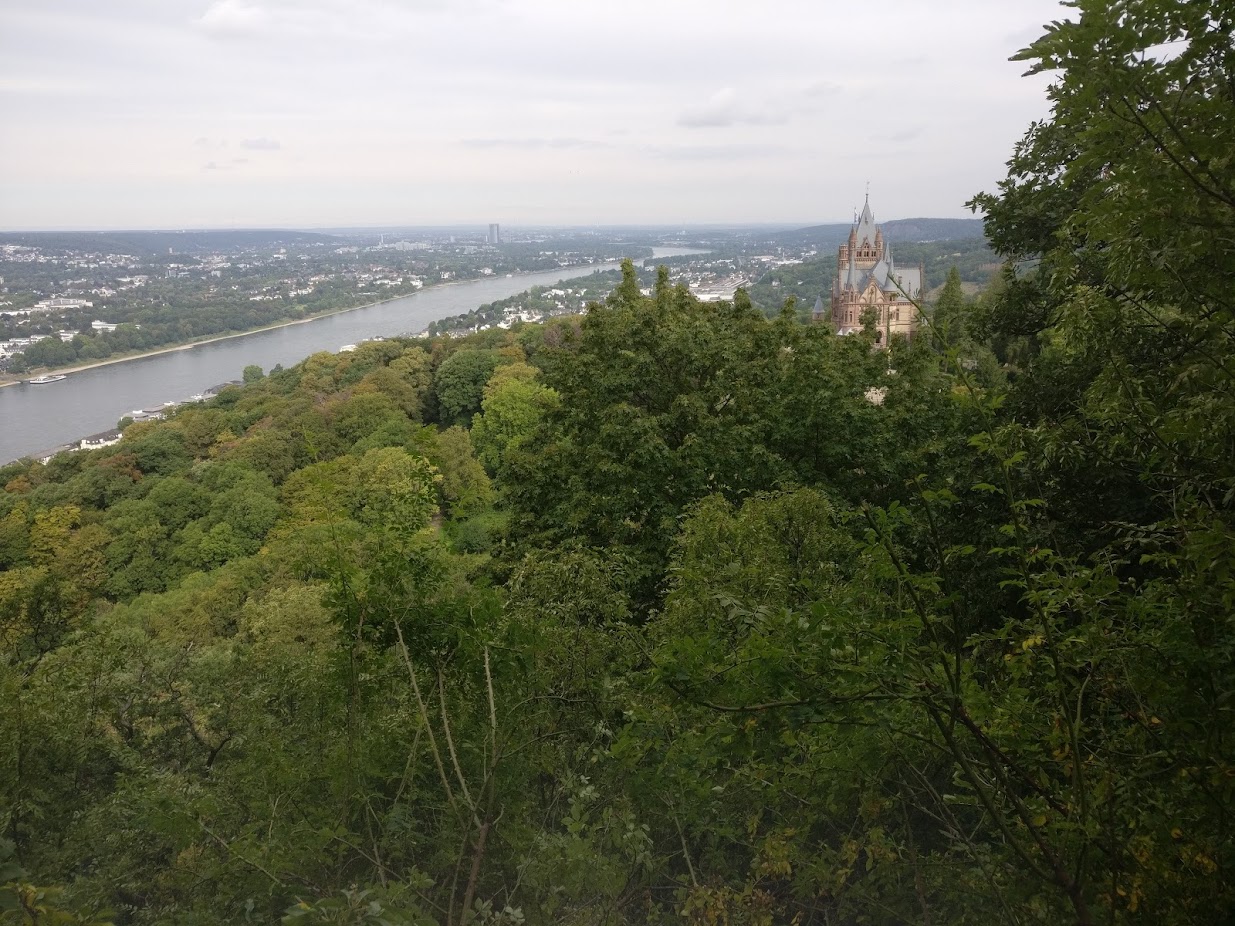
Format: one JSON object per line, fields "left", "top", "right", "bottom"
{"left": 646, "top": 143, "right": 786, "bottom": 160}
{"left": 0, "top": 0, "right": 1064, "bottom": 226}
{"left": 201, "top": 156, "right": 251, "bottom": 170}
{"left": 0, "top": 77, "right": 93, "bottom": 96}
{"left": 677, "top": 88, "right": 787, "bottom": 128}
{"left": 240, "top": 136, "right": 281, "bottom": 150}
{"left": 194, "top": 0, "right": 270, "bottom": 38}
{"left": 803, "top": 80, "right": 841, "bottom": 98}
{"left": 460, "top": 137, "right": 611, "bottom": 150}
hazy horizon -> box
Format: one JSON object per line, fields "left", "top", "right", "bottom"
{"left": 0, "top": 216, "right": 983, "bottom": 234}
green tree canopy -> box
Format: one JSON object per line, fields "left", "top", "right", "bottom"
{"left": 432, "top": 348, "right": 504, "bottom": 426}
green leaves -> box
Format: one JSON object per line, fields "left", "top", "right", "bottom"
{"left": 432, "top": 349, "right": 505, "bottom": 427}
{"left": 282, "top": 888, "right": 436, "bottom": 926}
{"left": 6, "top": 19, "right": 1235, "bottom": 915}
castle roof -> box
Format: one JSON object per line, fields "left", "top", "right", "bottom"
{"left": 854, "top": 195, "right": 877, "bottom": 247}
{"left": 837, "top": 197, "right": 921, "bottom": 299}
{"left": 840, "top": 257, "right": 921, "bottom": 300}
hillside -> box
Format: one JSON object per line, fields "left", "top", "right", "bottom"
{"left": 2, "top": 4, "right": 1233, "bottom": 923}
{"left": 771, "top": 215, "right": 985, "bottom": 248}
{"left": 2, "top": 242, "right": 1232, "bottom": 925}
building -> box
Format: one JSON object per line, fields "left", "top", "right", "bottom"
{"left": 35, "top": 297, "right": 93, "bottom": 312}
{"left": 818, "top": 195, "right": 923, "bottom": 346}
{"left": 487, "top": 223, "right": 501, "bottom": 245}
{"left": 80, "top": 429, "right": 122, "bottom": 451}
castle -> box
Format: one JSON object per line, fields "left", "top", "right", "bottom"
{"left": 814, "top": 195, "right": 923, "bottom": 345}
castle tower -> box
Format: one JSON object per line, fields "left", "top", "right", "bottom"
{"left": 817, "top": 193, "right": 923, "bottom": 347}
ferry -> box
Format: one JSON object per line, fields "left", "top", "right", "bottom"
{"left": 27, "top": 374, "right": 67, "bottom": 385}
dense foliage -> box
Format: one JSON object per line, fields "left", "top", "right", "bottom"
{"left": 3, "top": 2, "right": 1234, "bottom": 923}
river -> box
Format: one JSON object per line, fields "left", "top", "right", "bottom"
{"left": 0, "top": 248, "right": 704, "bottom": 463}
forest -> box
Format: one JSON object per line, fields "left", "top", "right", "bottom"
{"left": 2, "top": 2, "right": 1232, "bottom": 923}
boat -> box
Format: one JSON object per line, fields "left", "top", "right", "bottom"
{"left": 27, "top": 374, "right": 67, "bottom": 384}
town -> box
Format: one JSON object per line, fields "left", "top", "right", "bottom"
{"left": 1, "top": 218, "right": 996, "bottom": 371}
{"left": 425, "top": 215, "right": 992, "bottom": 337}
{"left": 0, "top": 227, "right": 646, "bottom": 377}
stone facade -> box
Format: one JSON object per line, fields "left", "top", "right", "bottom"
{"left": 815, "top": 196, "right": 923, "bottom": 346}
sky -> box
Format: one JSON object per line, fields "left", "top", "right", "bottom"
{"left": 0, "top": 0, "right": 1067, "bottom": 230}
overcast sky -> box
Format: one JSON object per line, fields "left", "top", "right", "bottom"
{"left": 0, "top": 0, "right": 1066, "bottom": 230}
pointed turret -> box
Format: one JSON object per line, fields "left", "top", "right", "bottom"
{"left": 854, "top": 193, "right": 877, "bottom": 249}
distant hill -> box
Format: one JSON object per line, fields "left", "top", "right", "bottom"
{"left": 772, "top": 217, "right": 986, "bottom": 247}
{"left": 883, "top": 217, "right": 986, "bottom": 241}
{"left": 0, "top": 228, "right": 341, "bottom": 255}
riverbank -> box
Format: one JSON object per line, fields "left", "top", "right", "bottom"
{"left": 1, "top": 257, "right": 665, "bottom": 464}
{"left": 0, "top": 263, "right": 613, "bottom": 389}
{"left": 0, "top": 294, "right": 415, "bottom": 388}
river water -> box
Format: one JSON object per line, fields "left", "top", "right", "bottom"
{"left": 0, "top": 249, "right": 703, "bottom": 463}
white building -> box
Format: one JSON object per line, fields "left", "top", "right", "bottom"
{"left": 34, "top": 297, "right": 94, "bottom": 312}
{"left": 80, "top": 429, "right": 123, "bottom": 451}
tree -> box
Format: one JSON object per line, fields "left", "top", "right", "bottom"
{"left": 144, "top": 477, "right": 210, "bottom": 530}
{"left": 0, "top": 506, "right": 29, "bottom": 570}
{"left": 243, "top": 364, "right": 265, "bottom": 384}
{"left": 432, "top": 349, "right": 503, "bottom": 426}
{"left": 948, "top": 2, "right": 1235, "bottom": 918}
{"left": 469, "top": 362, "right": 558, "bottom": 475}
{"left": 502, "top": 261, "right": 918, "bottom": 611}
{"left": 929, "top": 266, "right": 967, "bottom": 348}
{"left": 345, "top": 446, "right": 438, "bottom": 535}
{"left": 429, "top": 426, "right": 493, "bottom": 519}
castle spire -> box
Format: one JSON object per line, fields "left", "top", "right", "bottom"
{"left": 826, "top": 188, "right": 922, "bottom": 342}
{"left": 858, "top": 190, "right": 874, "bottom": 228}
